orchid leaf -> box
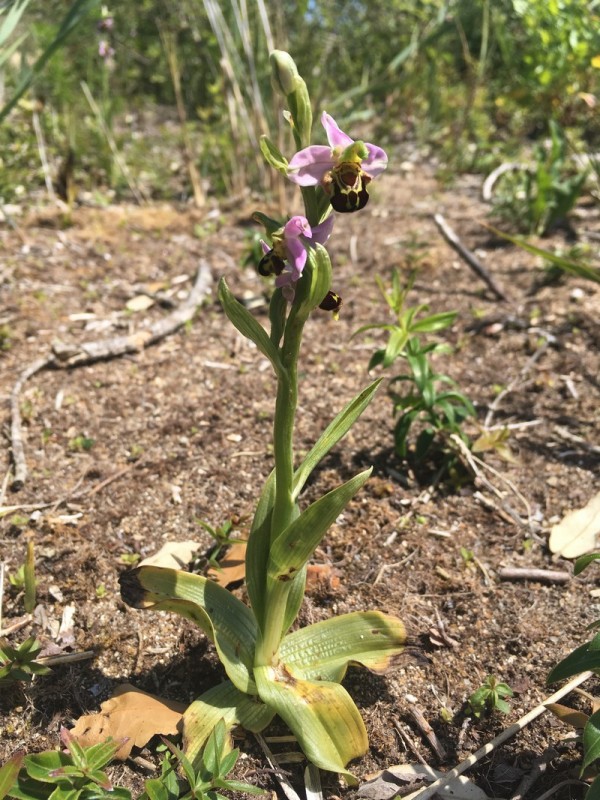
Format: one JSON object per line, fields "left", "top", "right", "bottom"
{"left": 245, "top": 470, "right": 275, "bottom": 629}
{"left": 254, "top": 665, "right": 367, "bottom": 784}
{"left": 119, "top": 567, "right": 257, "bottom": 693}
{"left": 292, "top": 380, "right": 383, "bottom": 501}
{"left": 280, "top": 564, "right": 307, "bottom": 635}
{"left": 583, "top": 710, "right": 600, "bottom": 771}
{"left": 218, "top": 278, "right": 283, "bottom": 374}
{"left": 548, "top": 632, "right": 600, "bottom": 684}
{"left": 269, "top": 468, "right": 372, "bottom": 581}
{"left": 279, "top": 611, "right": 407, "bottom": 682}
{"left": 183, "top": 681, "right": 274, "bottom": 765}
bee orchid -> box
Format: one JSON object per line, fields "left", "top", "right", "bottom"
{"left": 259, "top": 214, "right": 334, "bottom": 301}
{"left": 287, "top": 112, "right": 388, "bottom": 212}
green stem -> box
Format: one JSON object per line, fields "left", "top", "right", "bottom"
{"left": 271, "top": 314, "right": 303, "bottom": 542}
{"left": 256, "top": 313, "right": 304, "bottom": 666}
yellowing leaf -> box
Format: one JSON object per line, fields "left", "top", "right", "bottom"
{"left": 70, "top": 683, "right": 185, "bottom": 759}
{"left": 549, "top": 492, "right": 600, "bottom": 558}
{"left": 591, "top": 55, "right": 600, "bottom": 68}
{"left": 255, "top": 664, "right": 368, "bottom": 784}
{"left": 546, "top": 702, "right": 589, "bottom": 729}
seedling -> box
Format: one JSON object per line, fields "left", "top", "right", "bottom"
{"left": 196, "top": 519, "right": 246, "bottom": 570}
{"left": 7, "top": 729, "right": 129, "bottom": 800}
{"left": 8, "top": 542, "right": 36, "bottom": 613}
{"left": 466, "top": 675, "right": 513, "bottom": 718}
{"left": 0, "top": 636, "right": 51, "bottom": 685}
{"left": 68, "top": 434, "right": 95, "bottom": 452}
{"left": 160, "top": 720, "right": 264, "bottom": 800}
{"left": 356, "top": 268, "right": 475, "bottom": 466}
{"left": 548, "top": 554, "right": 600, "bottom": 798}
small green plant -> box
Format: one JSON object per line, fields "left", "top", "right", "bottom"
{"left": 196, "top": 519, "right": 245, "bottom": 570}
{"left": 466, "top": 675, "right": 513, "bottom": 718}
{"left": 8, "top": 729, "right": 130, "bottom": 800}
{"left": 356, "top": 269, "right": 475, "bottom": 465}
{"left": 0, "top": 636, "right": 51, "bottom": 685}
{"left": 68, "top": 434, "right": 95, "bottom": 452}
{"left": 491, "top": 121, "right": 588, "bottom": 235}
{"left": 8, "top": 542, "right": 37, "bottom": 613}
{"left": 159, "top": 720, "right": 264, "bottom": 800}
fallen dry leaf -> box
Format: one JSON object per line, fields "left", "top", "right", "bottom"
{"left": 139, "top": 540, "right": 202, "bottom": 569}
{"left": 548, "top": 491, "right": 600, "bottom": 558}
{"left": 545, "top": 702, "right": 589, "bottom": 729}
{"left": 207, "top": 541, "right": 247, "bottom": 587}
{"left": 70, "top": 683, "right": 185, "bottom": 759}
{"left": 126, "top": 294, "right": 155, "bottom": 312}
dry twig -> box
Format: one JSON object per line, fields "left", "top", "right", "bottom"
{"left": 498, "top": 568, "right": 571, "bottom": 584}
{"left": 406, "top": 705, "right": 448, "bottom": 762}
{"left": 433, "top": 213, "right": 509, "bottom": 302}
{"left": 9, "top": 262, "right": 212, "bottom": 490}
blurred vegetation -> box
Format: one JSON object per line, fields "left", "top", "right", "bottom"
{"left": 0, "top": 0, "right": 599, "bottom": 204}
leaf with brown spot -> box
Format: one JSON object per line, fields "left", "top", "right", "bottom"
{"left": 70, "top": 683, "right": 185, "bottom": 760}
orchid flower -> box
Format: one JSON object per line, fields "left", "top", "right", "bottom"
{"left": 287, "top": 112, "right": 388, "bottom": 213}
{"left": 259, "top": 214, "right": 334, "bottom": 301}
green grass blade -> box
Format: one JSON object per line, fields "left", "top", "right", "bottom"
{"left": 279, "top": 611, "right": 407, "bottom": 682}
{"left": 0, "top": 0, "right": 100, "bottom": 123}
{"left": 486, "top": 225, "right": 600, "bottom": 284}
{"left": 292, "top": 380, "right": 382, "bottom": 501}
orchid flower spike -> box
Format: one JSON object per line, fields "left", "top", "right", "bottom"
{"left": 287, "top": 112, "right": 388, "bottom": 213}
{"left": 258, "top": 214, "right": 334, "bottom": 301}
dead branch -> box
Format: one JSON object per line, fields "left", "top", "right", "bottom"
{"left": 498, "top": 568, "right": 571, "bottom": 584}
{"left": 9, "top": 262, "right": 212, "bottom": 490}
{"left": 406, "top": 705, "right": 448, "bottom": 762}
{"left": 410, "top": 671, "right": 593, "bottom": 800}
{"left": 433, "top": 213, "right": 509, "bottom": 302}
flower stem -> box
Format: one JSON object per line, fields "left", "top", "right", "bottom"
{"left": 257, "top": 309, "right": 304, "bottom": 666}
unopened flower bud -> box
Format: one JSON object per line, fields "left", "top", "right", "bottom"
{"left": 270, "top": 50, "right": 300, "bottom": 96}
